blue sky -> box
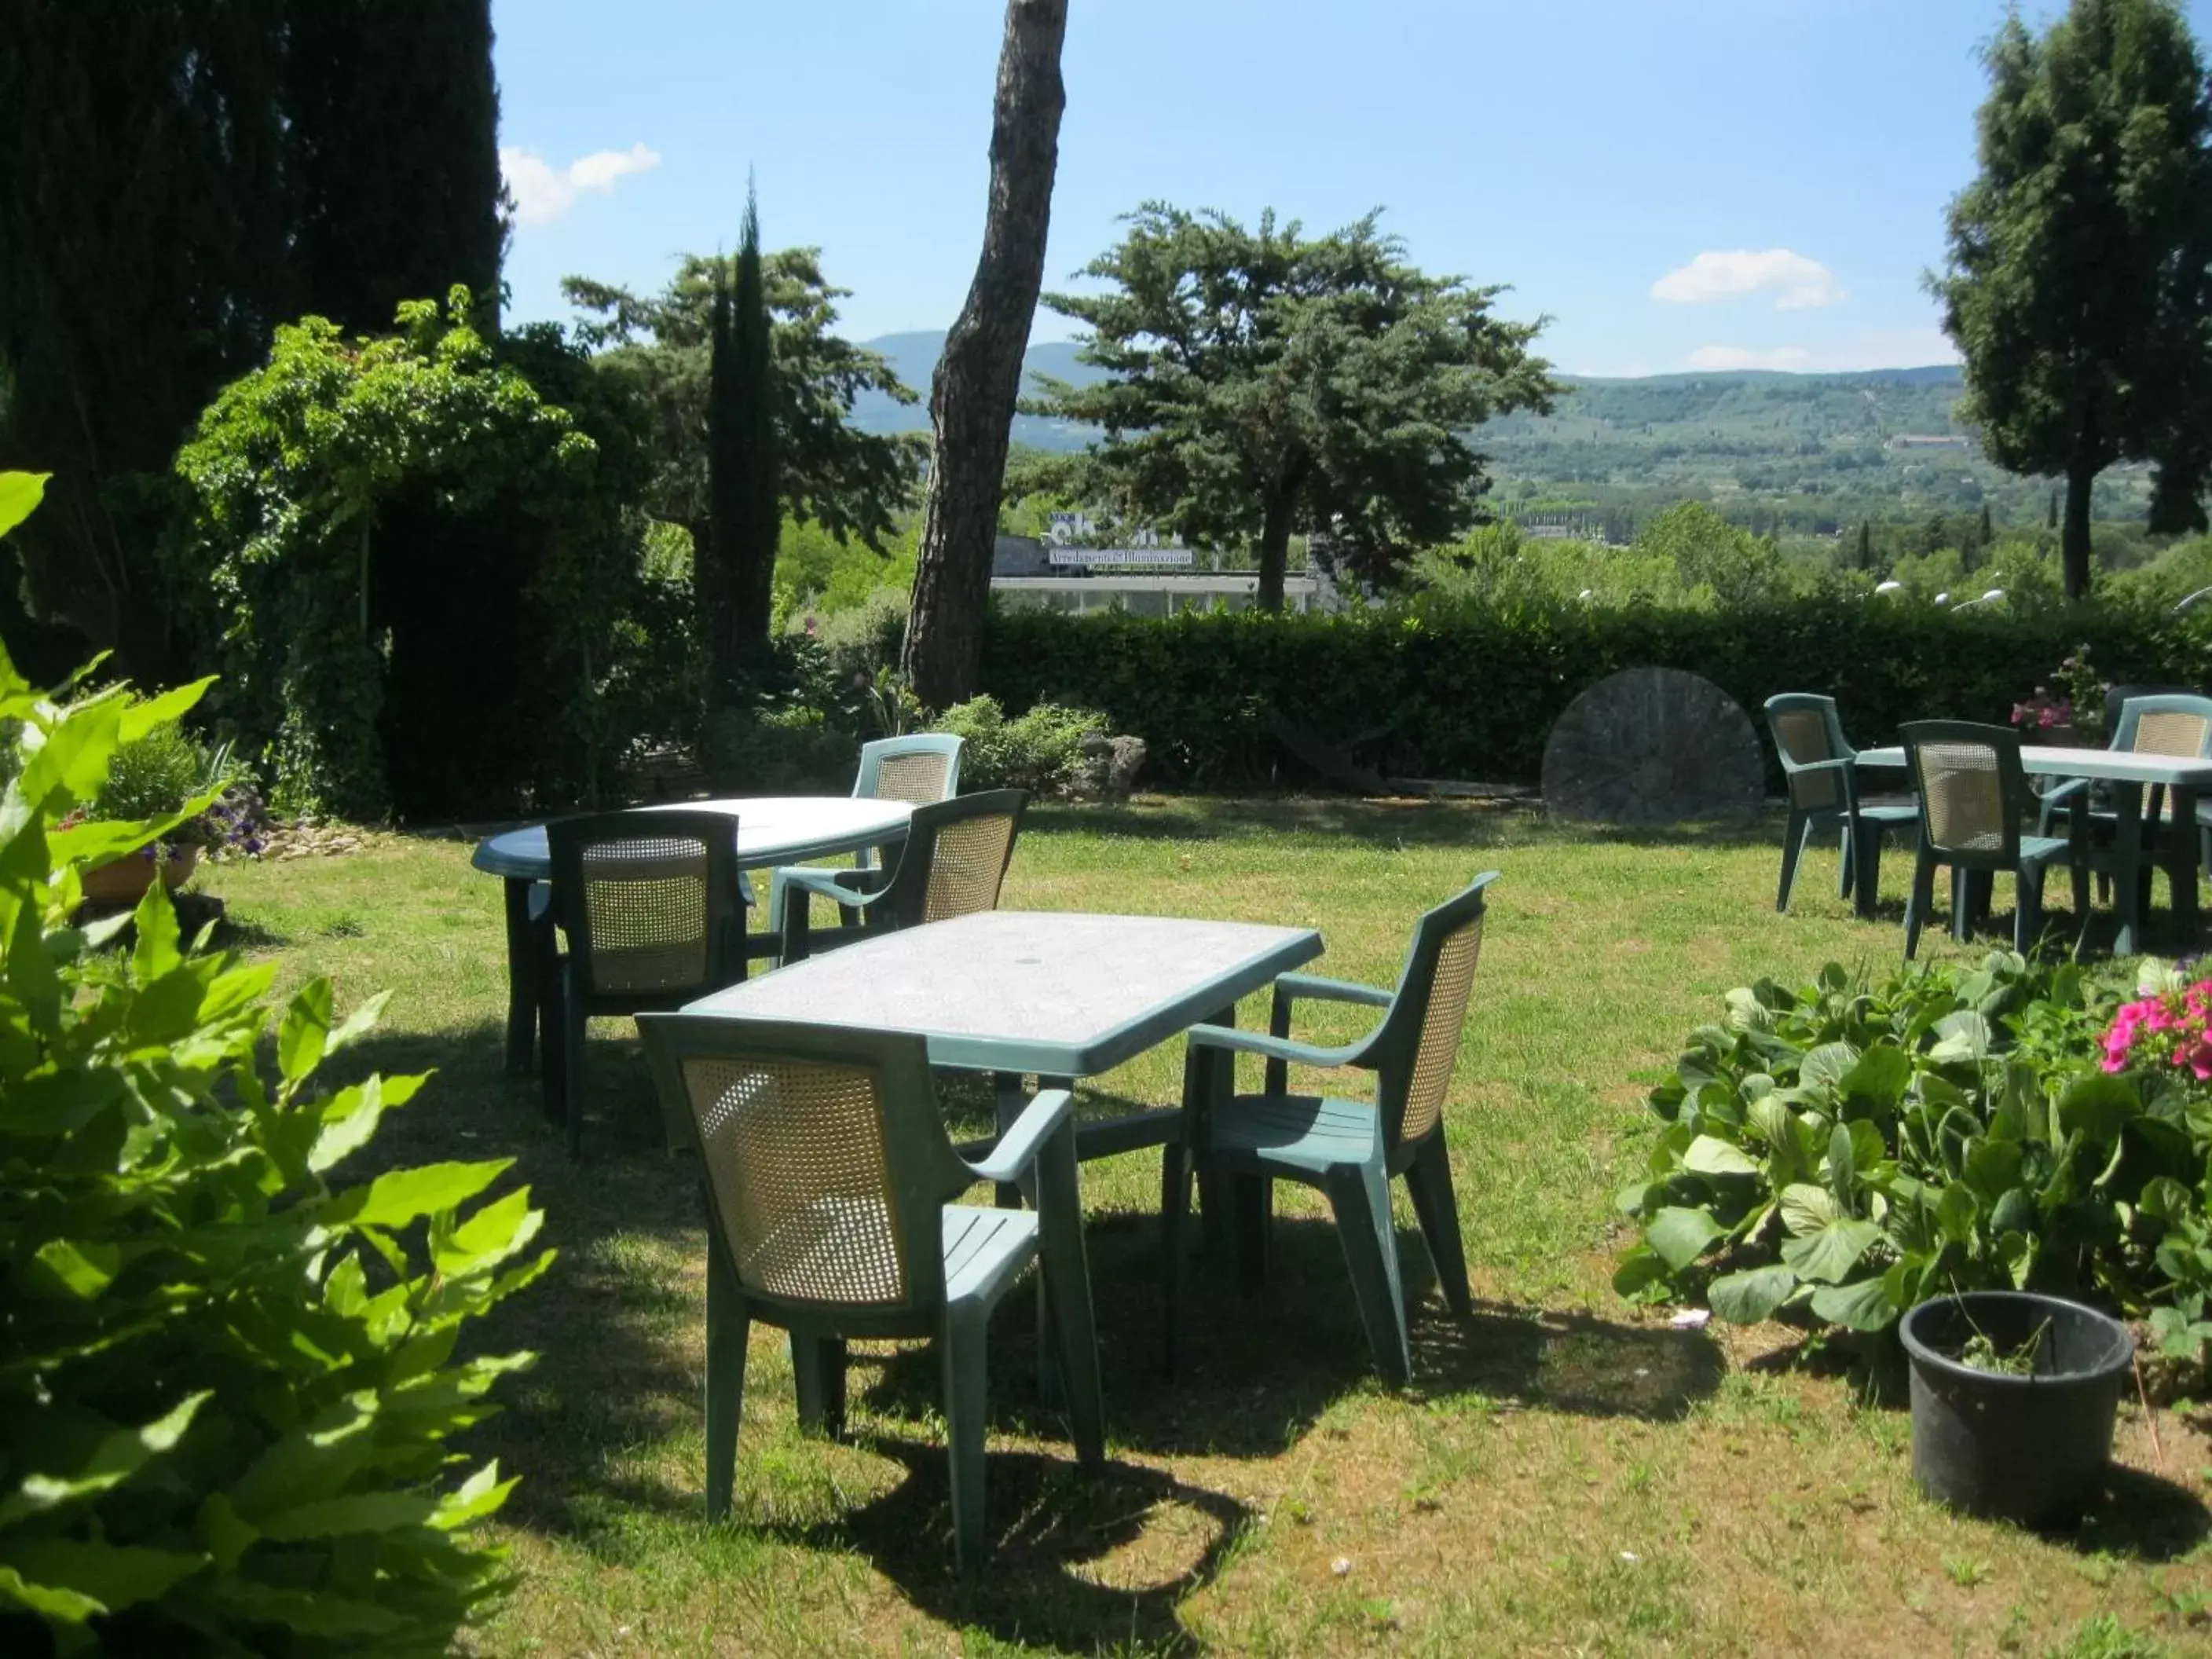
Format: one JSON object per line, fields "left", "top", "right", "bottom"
{"left": 493, "top": 1, "right": 2212, "bottom": 379}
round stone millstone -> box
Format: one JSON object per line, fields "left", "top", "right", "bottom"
{"left": 1540, "top": 666, "right": 1764, "bottom": 826}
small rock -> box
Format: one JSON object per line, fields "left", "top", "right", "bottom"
{"left": 1331, "top": 1557, "right": 1352, "bottom": 1577}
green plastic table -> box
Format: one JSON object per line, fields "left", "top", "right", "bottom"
{"left": 472, "top": 797, "right": 914, "bottom": 1075}
{"left": 1856, "top": 743, "right": 2212, "bottom": 955}
{"left": 684, "top": 908, "right": 1326, "bottom": 1161}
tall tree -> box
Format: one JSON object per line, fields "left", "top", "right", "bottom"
{"left": 1932, "top": 0, "right": 2212, "bottom": 597}
{"left": 1977, "top": 501, "right": 1994, "bottom": 548}
{"left": 900, "top": 0, "right": 1068, "bottom": 709}
{"left": 1035, "top": 204, "right": 1555, "bottom": 607}
{"left": 704, "top": 188, "right": 782, "bottom": 691}
{"left": 284, "top": 0, "right": 504, "bottom": 336}
{"left": 562, "top": 251, "right": 921, "bottom": 562}
{"left": 0, "top": 0, "right": 291, "bottom": 683}
{"left": 1857, "top": 520, "right": 1873, "bottom": 570}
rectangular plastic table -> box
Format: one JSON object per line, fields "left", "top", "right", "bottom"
{"left": 1856, "top": 744, "right": 2212, "bottom": 954}
{"left": 683, "top": 908, "right": 1326, "bottom": 1161}
{"left": 471, "top": 797, "right": 915, "bottom": 1075}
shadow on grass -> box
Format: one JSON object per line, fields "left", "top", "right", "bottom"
{"left": 755, "top": 1437, "right": 1251, "bottom": 1656}
{"left": 858, "top": 1208, "right": 1725, "bottom": 1463}
{"left": 2046, "top": 1463, "right": 2212, "bottom": 1563}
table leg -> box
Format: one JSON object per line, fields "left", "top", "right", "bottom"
{"left": 1032, "top": 1072, "right": 1074, "bottom": 1411}
{"left": 2173, "top": 786, "right": 2202, "bottom": 945}
{"left": 1181, "top": 1003, "right": 1236, "bottom": 1259}
{"left": 2111, "top": 789, "right": 2146, "bottom": 958}
{"left": 500, "top": 877, "right": 539, "bottom": 1075}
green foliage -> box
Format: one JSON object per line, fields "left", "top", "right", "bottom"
{"left": 704, "top": 184, "right": 784, "bottom": 687}
{"left": 931, "top": 696, "right": 1105, "bottom": 796}
{"left": 562, "top": 249, "right": 925, "bottom": 555}
{"left": 90, "top": 725, "right": 248, "bottom": 850}
{"left": 978, "top": 591, "right": 2212, "bottom": 789}
{"left": 1034, "top": 202, "right": 1555, "bottom": 600}
{"left": 1611, "top": 954, "right": 2212, "bottom": 1350}
{"left": 1933, "top": 0, "right": 2212, "bottom": 588}
{"left": 0, "top": 631, "right": 548, "bottom": 1646}
{"left": 1630, "top": 503, "right": 1787, "bottom": 606}
{"left": 172, "top": 289, "right": 602, "bottom": 818}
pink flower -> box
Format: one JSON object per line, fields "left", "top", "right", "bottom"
{"left": 2040, "top": 708, "right": 2058, "bottom": 727}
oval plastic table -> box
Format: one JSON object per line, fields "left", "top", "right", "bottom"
{"left": 472, "top": 797, "right": 914, "bottom": 1075}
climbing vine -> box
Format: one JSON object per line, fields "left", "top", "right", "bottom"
{"left": 174, "top": 287, "right": 603, "bottom": 817}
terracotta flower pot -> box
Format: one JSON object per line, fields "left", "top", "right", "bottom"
{"left": 81, "top": 844, "right": 201, "bottom": 906}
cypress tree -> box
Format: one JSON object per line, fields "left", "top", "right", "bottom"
{"left": 1977, "top": 501, "right": 1994, "bottom": 548}
{"left": 2049, "top": 489, "right": 2060, "bottom": 529}
{"left": 1857, "top": 521, "right": 1873, "bottom": 569}
{"left": 286, "top": 0, "right": 504, "bottom": 334}
{"left": 0, "top": 0, "right": 291, "bottom": 683}
{"left": 705, "top": 184, "right": 781, "bottom": 696}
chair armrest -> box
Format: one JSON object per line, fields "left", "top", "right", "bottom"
{"left": 1273, "top": 972, "right": 1393, "bottom": 1011}
{"left": 771, "top": 865, "right": 888, "bottom": 910}
{"left": 1186, "top": 1024, "right": 1368, "bottom": 1071}
{"left": 963, "top": 1089, "right": 1075, "bottom": 1185}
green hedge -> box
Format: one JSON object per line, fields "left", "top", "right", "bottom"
{"left": 979, "top": 597, "right": 2212, "bottom": 789}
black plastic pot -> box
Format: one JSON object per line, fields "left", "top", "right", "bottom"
{"left": 1899, "top": 1291, "right": 2134, "bottom": 1526}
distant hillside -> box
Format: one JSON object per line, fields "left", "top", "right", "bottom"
{"left": 853, "top": 334, "right": 2149, "bottom": 532}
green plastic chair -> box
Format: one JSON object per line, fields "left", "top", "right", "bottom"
{"left": 849, "top": 734, "right": 965, "bottom": 875}
{"left": 543, "top": 811, "right": 775, "bottom": 1157}
{"left": 635, "top": 1014, "right": 1104, "bottom": 1571}
{"left": 1899, "top": 721, "right": 2087, "bottom": 959}
{"left": 1164, "top": 873, "right": 1498, "bottom": 1385}
{"left": 2034, "top": 694, "right": 2212, "bottom": 892}
{"left": 1763, "top": 693, "right": 1917, "bottom": 917}
{"left": 770, "top": 789, "right": 1027, "bottom": 965}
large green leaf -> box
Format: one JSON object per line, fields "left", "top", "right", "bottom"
{"left": 2056, "top": 1073, "right": 2140, "bottom": 1143}
{"left": 1708, "top": 1264, "right": 1798, "bottom": 1323}
{"left": 324, "top": 1159, "right": 511, "bottom": 1231}
{"left": 1928, "top": 1009, "right": 1992, "bottom": 1064}
{"left": 258, "top": 1492, "right": 438, "bottom": 1541}
{"left": 278, "top": 978, "right": 335, "bottom": 1084}
{"left": 1778, "top": 1182, "right": 1839, "bottom": 1237}
{"left": 0, "top": 471, "right": 48, "bottom": 539}
{"left": 0, "top": 1393, "right": 209, "bottom": 1529}
{"left": 26, "top": 1237, "right": 120, "bottom": 1301}
{"left": 1644, "top": 1206, "right": 1726, "bottom": 1273}
{"left": 0, "top": 1537, "right": 206, "bottom": 1615}
{"left": 1839, "top": 1044, "right": 1910, "bottom": 1109}
{"left": 1800, "top": 1041, "right": 1859, "bottom": 1093}
{"left": 1808, "top": 1276, "right": 1899, "bottom": 1331}
{"left": 1779, "top": 1218, "right": 1884, "bottom": 1284}
{"left": 1682, "top": 1133, "right": 1760, "bottom": 1177}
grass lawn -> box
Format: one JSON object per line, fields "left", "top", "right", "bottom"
{"left": 203, "top": 797, "right": 2212, "bottom": 1657}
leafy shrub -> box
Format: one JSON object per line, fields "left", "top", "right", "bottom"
{"left": 1613, "top": 953, "right": 2212, "bottom": 1365}
{"left": 932, "top": 695, "right": 1106, "bottom": 796}
{"left": 0, "top": 480, "right": 551, "bottom": 1651}
{"left": 979, "top": 593, "right": 2212, "bottom": 789}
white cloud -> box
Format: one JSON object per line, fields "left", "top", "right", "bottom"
{"left": 1652, "top": 249, "right": 1844, "bottom": 310}
{"left": 1686, "top": 345, "right": 1814, "bottom": 372}
{"left": 501, "top": 143, "right": 661, "bottom": 225}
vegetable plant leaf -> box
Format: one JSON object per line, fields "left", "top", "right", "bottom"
{"left": 1644, "top": 1207, "right": 1726, "bottom": 1273}
{"left": 1779, "top": 1218, "right": 1884, "bottom": 1284}
{"left": 1808, "top": 1276, "right": 1899, "bottom": 1331}
{"left": 1683, "top": 1134, "right": 1760, "bottom": 1177}
{"left": 1708, "top": 1264, "right": 1798, "bottom": 1324}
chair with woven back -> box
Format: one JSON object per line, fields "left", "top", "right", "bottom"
{"left": 1899, "top": 721, "right": 2089, "bottom": 959}
{"left": 543, "top": 811, "right": 775, "bottom": 1156}
{"left": 635, "top": 1013, "right": 1103, "bottom": 1570}
{"left": 1763, "top": 693, "right": 1918, "bottom": 917}
{"left": 2034, "top": 694, "right": 2212, "bottom": 903}
{"left": 850, "top": 734, "right": 964, "bottom": 871}
{"left": 1164, "top": 873, "right": 1497, "bottom": 1385}
{"left": 769, "top": 789, "right": 1027, "bottom": 965}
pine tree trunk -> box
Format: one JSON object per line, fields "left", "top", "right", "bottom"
{"left": 1256, "top": 489, "right": 1295, "bottom": 612}
{"left": 2062, "top": 462, "right": 2096, "bottom": 599}
{"left": 901, "top": 0, "right": 1068, "bottom": 710}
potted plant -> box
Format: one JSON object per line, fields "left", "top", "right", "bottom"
{"left": 71, "top": 727, "right": 256, "bottom": 906}
{"left": 1899, "top": 1290, "right": 2134, "bottom": 1525}
{"left": 2010, "top": 645, "right": 2110, "bottom": 748}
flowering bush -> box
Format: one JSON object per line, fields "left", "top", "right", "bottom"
{"left": 2102, "top": 972, "right": 2212, "bottom": 1079}
{"left": 2011, "top": 645, "right": 2109, "bottom": 738}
